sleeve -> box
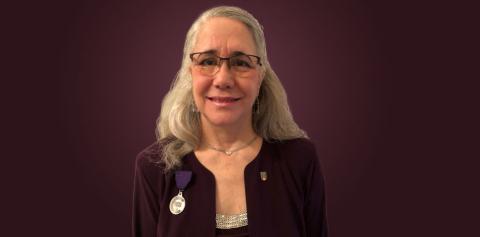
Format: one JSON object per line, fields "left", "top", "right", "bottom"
{"left": 132, "top": 151, "right": 161, "bottom": 237}
{"left": 303, "top": 142, "right": 329, "bottom": 237}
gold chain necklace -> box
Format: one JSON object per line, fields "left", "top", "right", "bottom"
{"left": 206, "top": 136, "right": 258, "bottom": 156}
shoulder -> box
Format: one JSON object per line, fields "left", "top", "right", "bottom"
{"left": 269, "top": 138, "right": 320, "bottom": 173}
{"left": 273, "top": 138, "right": 316, "bottom": 152}
{"left": 272, "top": 138, "right": 318, "bottom": 161}
{"left": 135, "top": 141, "right": 166, "bottom": 174}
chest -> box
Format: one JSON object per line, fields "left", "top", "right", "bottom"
{"left": 156, "top": 147, "right": 309, "bottom": 237}
{"left": 201, "top": 158, "right": 250, "bottom": 213}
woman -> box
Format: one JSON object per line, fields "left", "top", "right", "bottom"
{"left": 132, "top": 6, "right": 328, "bottom": 237}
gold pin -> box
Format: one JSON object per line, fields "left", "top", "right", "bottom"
{"left": 260, "top": 171, "right": 268, "bottom": 181}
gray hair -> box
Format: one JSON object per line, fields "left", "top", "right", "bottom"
{"left": 156, "top": 6, "right": 307, "bottom": 171}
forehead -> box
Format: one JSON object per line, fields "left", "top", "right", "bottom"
{"left": 194, "top": 17, "right": 256, "bottom": 55}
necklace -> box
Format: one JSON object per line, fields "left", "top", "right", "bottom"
{"left": 206, "top": 136, "right": 258, "bottom": 156}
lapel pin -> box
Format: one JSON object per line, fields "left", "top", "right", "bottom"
{"left": 260, "top": 171, "right": 268, "bottom": 181}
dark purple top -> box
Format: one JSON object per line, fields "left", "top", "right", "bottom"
{"left": 132, "top": 138, "right": 328, "bottom": 237}
{"left": 216, "top": 226, "right": 248, "bottom": 237}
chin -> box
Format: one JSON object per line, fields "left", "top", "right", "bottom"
{"left": 201, "top": 112, "right": 246, "bottom": 127}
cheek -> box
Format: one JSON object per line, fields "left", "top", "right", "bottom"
{"left": 191, "top": 80, "right": 201, "bottom": 100}
{"left": 192, "top": 75, "right": 206, "bottom": 92}
{"left": 192, "top": 77, "right": 210, "bottom": 105}
{"left": 239, "top": 83, "right": 261, "bottom": 102}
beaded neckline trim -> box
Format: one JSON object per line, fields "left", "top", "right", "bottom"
{"left": 215, "top": 212, "right": 248, "bottom": 229}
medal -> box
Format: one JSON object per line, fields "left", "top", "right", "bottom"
{"left": 169, "top": 191, "right": 185, "bottom": 215}
{"left": 169, "top": 171, "right": 192, "bottom": 215}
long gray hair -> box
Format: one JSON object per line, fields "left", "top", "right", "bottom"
{"left": 156, "top": 6, "right": 306, "bottom": 171}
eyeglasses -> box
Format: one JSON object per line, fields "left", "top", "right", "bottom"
{"left": 189, "top": 52, "right": 262, "bottom": 77}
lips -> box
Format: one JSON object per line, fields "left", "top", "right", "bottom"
{"left": 206, "top": 96, "right": 241, "bottom": 102}
{"left": 206, "top": 96, "right": 241, "bottom": 106}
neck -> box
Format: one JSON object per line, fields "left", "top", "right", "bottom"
{"left": 199, "top": 118, "right": 257, "bottom": 151}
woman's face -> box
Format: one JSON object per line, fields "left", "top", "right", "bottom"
{"left": 191, "top": 17, "right": 262, "bottom": 128}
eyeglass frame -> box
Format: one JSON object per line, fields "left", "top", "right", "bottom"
{"left": 189, "top": 51, "right": 262, "bottom": 76}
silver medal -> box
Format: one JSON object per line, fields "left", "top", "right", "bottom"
{"left": 169, "top": 191, "right": 186, "bottom": 215}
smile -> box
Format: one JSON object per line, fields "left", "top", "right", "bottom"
{"left": 206, "top": 96, "right": 241, "bottom": 106}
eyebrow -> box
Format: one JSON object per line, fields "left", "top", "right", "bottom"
{"left": 198, "top": 49, "right": 248, "bottom": 57}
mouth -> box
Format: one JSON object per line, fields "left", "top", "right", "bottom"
{"left": 206, "top": 96, "right": 241, "bottom": 106}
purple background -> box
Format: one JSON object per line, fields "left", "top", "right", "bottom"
{"left": 4, "top": 0, "right": 477, "bottom": 236}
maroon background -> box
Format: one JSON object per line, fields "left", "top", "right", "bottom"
{"left": 4, "top": 0, "right": 478, "bottom": 236}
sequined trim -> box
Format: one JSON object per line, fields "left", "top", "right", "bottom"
{"left": 215, "top": 212, "right": 248, "bottom": 229}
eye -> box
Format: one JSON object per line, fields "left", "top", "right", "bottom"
{"left": 231, "top": 57, "right": 253, "bottom": 68}
{"left": 194, "top": 53, "right": 218, "bottom": 66}
{"left": 198, "top": 58, "right": 218, "bottom": 66}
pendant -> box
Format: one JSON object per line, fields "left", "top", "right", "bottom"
{"left": 169, "top": 191, "right": 186, "bottom": 215}
{"left": 225, "top": 151, "right": 233, "bottom": 156}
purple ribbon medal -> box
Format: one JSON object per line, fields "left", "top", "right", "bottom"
{"left": 169, "top": 171, "right": 192, "bottom": 215}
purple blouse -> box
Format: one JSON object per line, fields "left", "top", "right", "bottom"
{"left": 216, "top": 226, "right": 248, "bottom": 236}
{"left": 132, "top": 138, "right": 328, "bottom": 237}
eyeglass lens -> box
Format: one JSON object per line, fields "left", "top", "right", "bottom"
{"left": 192, "top": 53, "right": 259, "bottom": 76}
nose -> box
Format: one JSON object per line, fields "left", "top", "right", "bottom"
{"left": 213, "top": 60, "right": 234, "bottom": 89}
